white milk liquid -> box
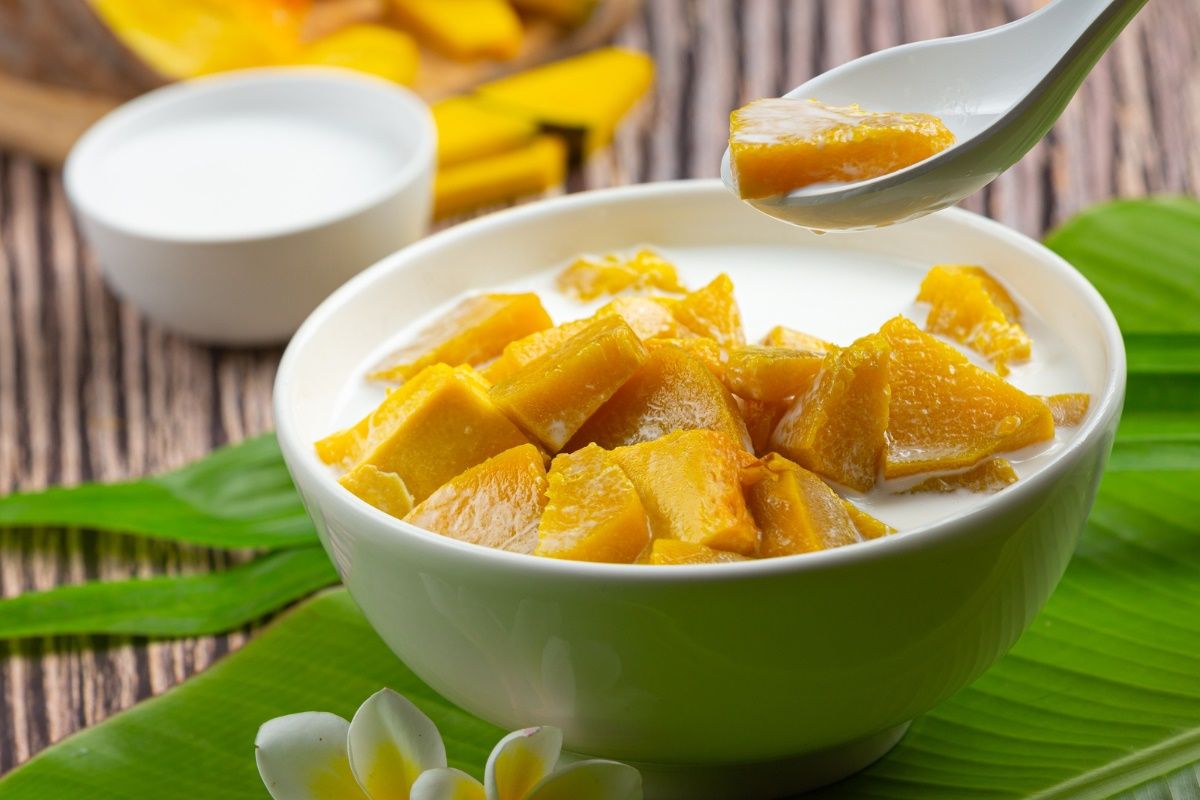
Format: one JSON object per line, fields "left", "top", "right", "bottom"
{"left": 88, "top": 113, "right": 401, "bottom": 238}
{"left": 335, "top": 245, "right": 1090, "bottom": 533}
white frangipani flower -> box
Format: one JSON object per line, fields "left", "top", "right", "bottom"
{"left": 255, "top": 689, "right": 641, "bottom": 800}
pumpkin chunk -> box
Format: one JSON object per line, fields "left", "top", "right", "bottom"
{"left": 917, "top": 265, "right": 1031, "bottom": 375}
{"left": 881, "top": 316, "right": 1054, "bottom": 479}
{"left": 536, "top": 444, "right": 651, "bottom": 563}
{"left": 480, "top": 318, "right": 593, "bottom": 384}
{"left": 557, "top": 249, "right": 687, "bottom": 300}
{"left": 433, "top": 96, "right": 538, "bottom": 168}
{"left": 339, "top": 463, "right": 414, "bottom": 519}
{"left": 405, "top": 445, "right": 547, "bottom": 554}
{"left": 566, "top": 343, "right": 752, "bottom": 451}
{"left": 295, "top": 24, "right": 419, "bottom": 85}
{"left": 747, "top": 454, "right": 862, "bottom": 557}
{"left": 595, "top": 296, "right": 693, "bottom": 340}
{"left": 1042, "top": 393, "right": 1090, "bottom": 427}
{"left": 644, "top": 539, "right": 749, "bottom": 565}
{"left": 371, "top": 293, "right": 552, "bottom": 383}
{"left": 491, "top": 316, "right": 648, "bottom": 451}
{"left": 434, "top": 136, "right": 566, "bottom": 219}
{"left": 391, "top": 0, "right": 522, "bottom": 61}
{"left": 729, "top": 99, "right": 955, "bottom": 198}
{"left": 902, "top": 458, "right": 1018, "bottom": 495}
{"left": 612, "top": 429, "right": 761, "bottom": 555}
{"left": 770, "top": 332, "right": 891, "bottom": 491}
{"left": 761, "top": 325, "right": 835, "bottom": 354}
{"left": 739, "top": 397, "right": 790, "bottom": 455}
{"left": 646, "top": 337, "right": 726, "bottom": 378}
{"left": 723, "top": 345, "right": 825, "bottom": 402}
{"left": 667, "top": 274, "right": 745, "bottom": 345}
{"left": 841, "top": 500, "right": 894, "bottom": 540}
{"left": 352, "top": 365, "right": 532, "bottom": 502}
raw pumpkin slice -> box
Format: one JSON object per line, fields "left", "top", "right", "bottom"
{"left": 769, "top": 332, "right": 891, "bottom": 491}
{"left": 433, "top": 97, "right": 538, "bottom": 167}
{"left": 917, "top": 265, "right": 1031, "bottom": 375}
{"left": 881, "top": 316, "right": 1054, "bottom": 478}
{"left": 902, "top": 458, "right": 1018, "bottom": 495}
{"left": 747, "top": 453, "right": 862, "bottom": 557}
{"left": 339, "top": 463, "right": 414, "bottom": 519}
{"left": 841, "top": 500, "right": 893, "bottom": 540}
{"left": 391, "top": 0, "right": 522, "bottom": 61}
{"left": 557, "top": 249, "right": 687, "bottom": 300}
{"left": 668, "top": 274, "right": 745, "bottom": 345}
{"left": 491, "top": 315, "right": 648, "bottom": 451}
{"left": 738, "top": 397, "right": 790, "bottom": 455}
{"left": 761, "top": 325, "right": 835, "bottom": 353}
{"left": 1042, "top": 393, "right": 1090, "bottom": 427}
{"left": 370, "top": 293, "right": 552, "bottom": 383}
{"left": 434, "top": 135, "right": 566, "bottom": 219}
{"left": 644, "top": 539, "right": 749, "bottom": 565}
{"left": 474, "top": 47, "right": 655, "bottom": 155}
{"left": 535, "top": 444, "right": 651, "bottom": 563}
{"left": 723, "top": 345, "right": 825, "bottom": 402}
{"left": 294, "top": 23, "right": 419, "bottom": 84}
{"left": 612, "top": 429, "right": 762, "bottom": 556}
{"left": 404, "top": 444, "right": 547, "bottom": 554}
{"left": 566, "top": 343, "right": 752, "bottom": 451}
{"left": 729, "top": 99, "right": 954, "bottom": 198}
{"left": 352, "top": 365, "right": 532, "bottom": 502}
{"left": 595, "top": 296, "right": 693, "bottom": 340}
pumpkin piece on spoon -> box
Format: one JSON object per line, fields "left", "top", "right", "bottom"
{"left": 747, "top": 453, "right": 862, "bottom": 557}
{"left": 917, "top": 265, "right": 1031, "bottom": 375}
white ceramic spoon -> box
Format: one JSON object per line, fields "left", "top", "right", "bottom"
{"left": 720, "top": 0, "right": 1147, "bottom": 231}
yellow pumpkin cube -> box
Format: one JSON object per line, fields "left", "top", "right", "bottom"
{"left": 339, "top": 463, "right": 414, "bottom": 519}
{"left": 881, "top": 316, "right": 1054, "bottom": 478}
{"left": 723, "top": 345, "right": 825, "bottom": 402}
{"left": 761, "top": 325, "right": 835, "bottom": 353}
{"left": 738, "top": 397, "right": 790, "bottom": 455}
{"left": 370, "top": 293, "right": 552, "bottom": 383}
{"left": 434, "top": 136, "right": 566, "bottom": 219}
{"left": 433, "top": 97, "right": 538, "bottom": 168}
{"left": 769, "top": 333, "right": 891, "bottom": 491}
{"left": 352, "top": 366, "right": 532, "bottom": 502}
{"left": 405, "top": 444, "right": 548, "bottom": 554}
{"left": 490, "top": 315, "right": 648, "bottom": 451}
{"left": 917, "top": 265, "right": 1031, "bottom": 375}
{"left": 747, "top": 454, "right": 862, "bottom": 557}
{"left": 391, "top": 0, "right": 522, "bottom": 60}
{"left": 645, "top": 337, "right": 726, "bottom": 378}
{"left": 536, "top": 444, "right": 651, "bottom": 563}
{"left": 480, "top": 318, "right": 593, "bottom": 384}
{"left": 566, "top": 342, "right": 752, "bottom": 451}
{"left": 612, "top": 429, "right": 761, "bottom": 555}
{"left": 668, "top": 274, "right": 745, "bottom": 345}
{"left": 902, "top": 458, "right": 1018, "bottom": 495}
{"left": 841, "top": 500, "right": 894, "bottom": 540}
{"left": 729, "top": 99, "right": 955, "bottom": 199}
{"left": 1042, "top": 393, "right": 1090, "bottom": 427}
{"left": 644, "top": 539, "right": 749, "bottom": 565}
{"left": 595, "top": 296, "right": 693, "bottom": 340}
{"left": 557, "top": 249, "right": 687, "bottom": 300}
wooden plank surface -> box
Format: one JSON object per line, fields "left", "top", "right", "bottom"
{"left": 1, "top": 0, "right": 1198, "bottom": 775}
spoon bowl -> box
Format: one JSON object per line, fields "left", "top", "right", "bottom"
{"left": 721, "top": 0, "right": 1146, "bottom": 231}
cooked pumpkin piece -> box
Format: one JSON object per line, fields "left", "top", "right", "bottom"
{"left": 432, "top": 96, "right": 538, "bottom": 168}
{"left": 295, "top": 24, "right": 419, "bottom": 86}
{"left": 404, "top": 444, "right": 548, "bottom": 554}
{"left": 881, "top": 316, "right": 1054, "bottom": 479}
{"left": 339, "top": 463, "right": 414, "bottom": 519}
{"left": 841, "top": 499, "right": 894, "bottom": 540}
{"left": 1042, "top": 393, "right": 1090, "bottom": 427}
{"left": 370, "top": 293, "right": 552, "bottom": 383}
{"left": 761, "top": 325, "right": 835, "bottom": 353}
{"left": 902, "top": 458, "right": 1018, "bottom": 495}
{"left": 391, "top": 0, "right": 522, "bottom": 61}
{"left": 566, "top": 342, "right": 752, "bottom": 451}
{"left": 769, "top": 332, "right": 891, "bottom": 491}
{"left": 595, "top": 296, "right": 693, "bottom": 339}
{"left": 723, "top": 345, "right": 825, "bottom": 402}
{"left": 351, "top": 365, "right": 532, "bottom": 502}
{"left": 434, "top": 136, "right": 567, "bottom": 220}
{"left": 729, "top": 99, "right": 955, "bottom": 199}
{"left": 645, "top": 337, "right": 727, "bottom": 378}
{"left": 747, "top": 453, "right": 862, "bottom": 557}
{"left": 557, "top": 249, "right": 687, "bottom": 300}
{"left": 644, "top": 539, "right": 749, "bottom": 565}
{"left": 536, "top": 444, "right": 651, "bottom": 563}
{"left": 917, "top": 265, "right": 1031, "bottom": 375}
{"left": 668, "top": 274, "right": 745, "bottom": 345}
{"left": 490, "top": 315, "right": 648, "bottom": 451}
{"left": 738, "top": 397, "right": 790, "bottom": 455}
{"left": 612, "top": 429, "right": 762, "bottom": 555}
{"left": 480, "top": 317, "right": 593, "bottom": 384}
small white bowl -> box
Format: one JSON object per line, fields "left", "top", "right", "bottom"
{"left": 275, "top": 181, "right": 1125, "bottom": 799}
{"left": 65, "top": 68, "right": 435, "bottom": 345}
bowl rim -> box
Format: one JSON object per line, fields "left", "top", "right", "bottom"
{"left": 274, "top": 179, "right": 1127, "bottom": 583}
{"left": 64, "top": 66, "right": 436, "bottom": 246}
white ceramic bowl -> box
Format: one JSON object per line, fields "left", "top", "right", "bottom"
{"left": 274, "top": 181, "right": 1124, "bottom": 799}
{"left": 65, "top": 68, "right": 435, "bottom": 345}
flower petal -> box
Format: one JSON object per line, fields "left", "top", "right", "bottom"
{"left": 412, "top": 767, "right": 487, "bottom": 800}
{"left": 525, "top": 760, "right": 642, "bottom": 800}
{"left": 347, "top": 688, "right": 447, "bottom": 799}
{"left": 255, "top": 712, "right": 369, "bottom": 800}
{"left": 485, "top": 726, "right": 563, "bottom": 800}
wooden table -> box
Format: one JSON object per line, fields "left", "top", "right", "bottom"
{"left": 1, "top": 0, "right": 1197, "bottom": 775}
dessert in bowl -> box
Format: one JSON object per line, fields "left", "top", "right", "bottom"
{"left": 274, "top": 180, "right": 1124, "bottom": 799}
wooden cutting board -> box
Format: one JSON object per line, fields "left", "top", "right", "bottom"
{"left": 0, "top": 0, "right": 639, "bottom": 166}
